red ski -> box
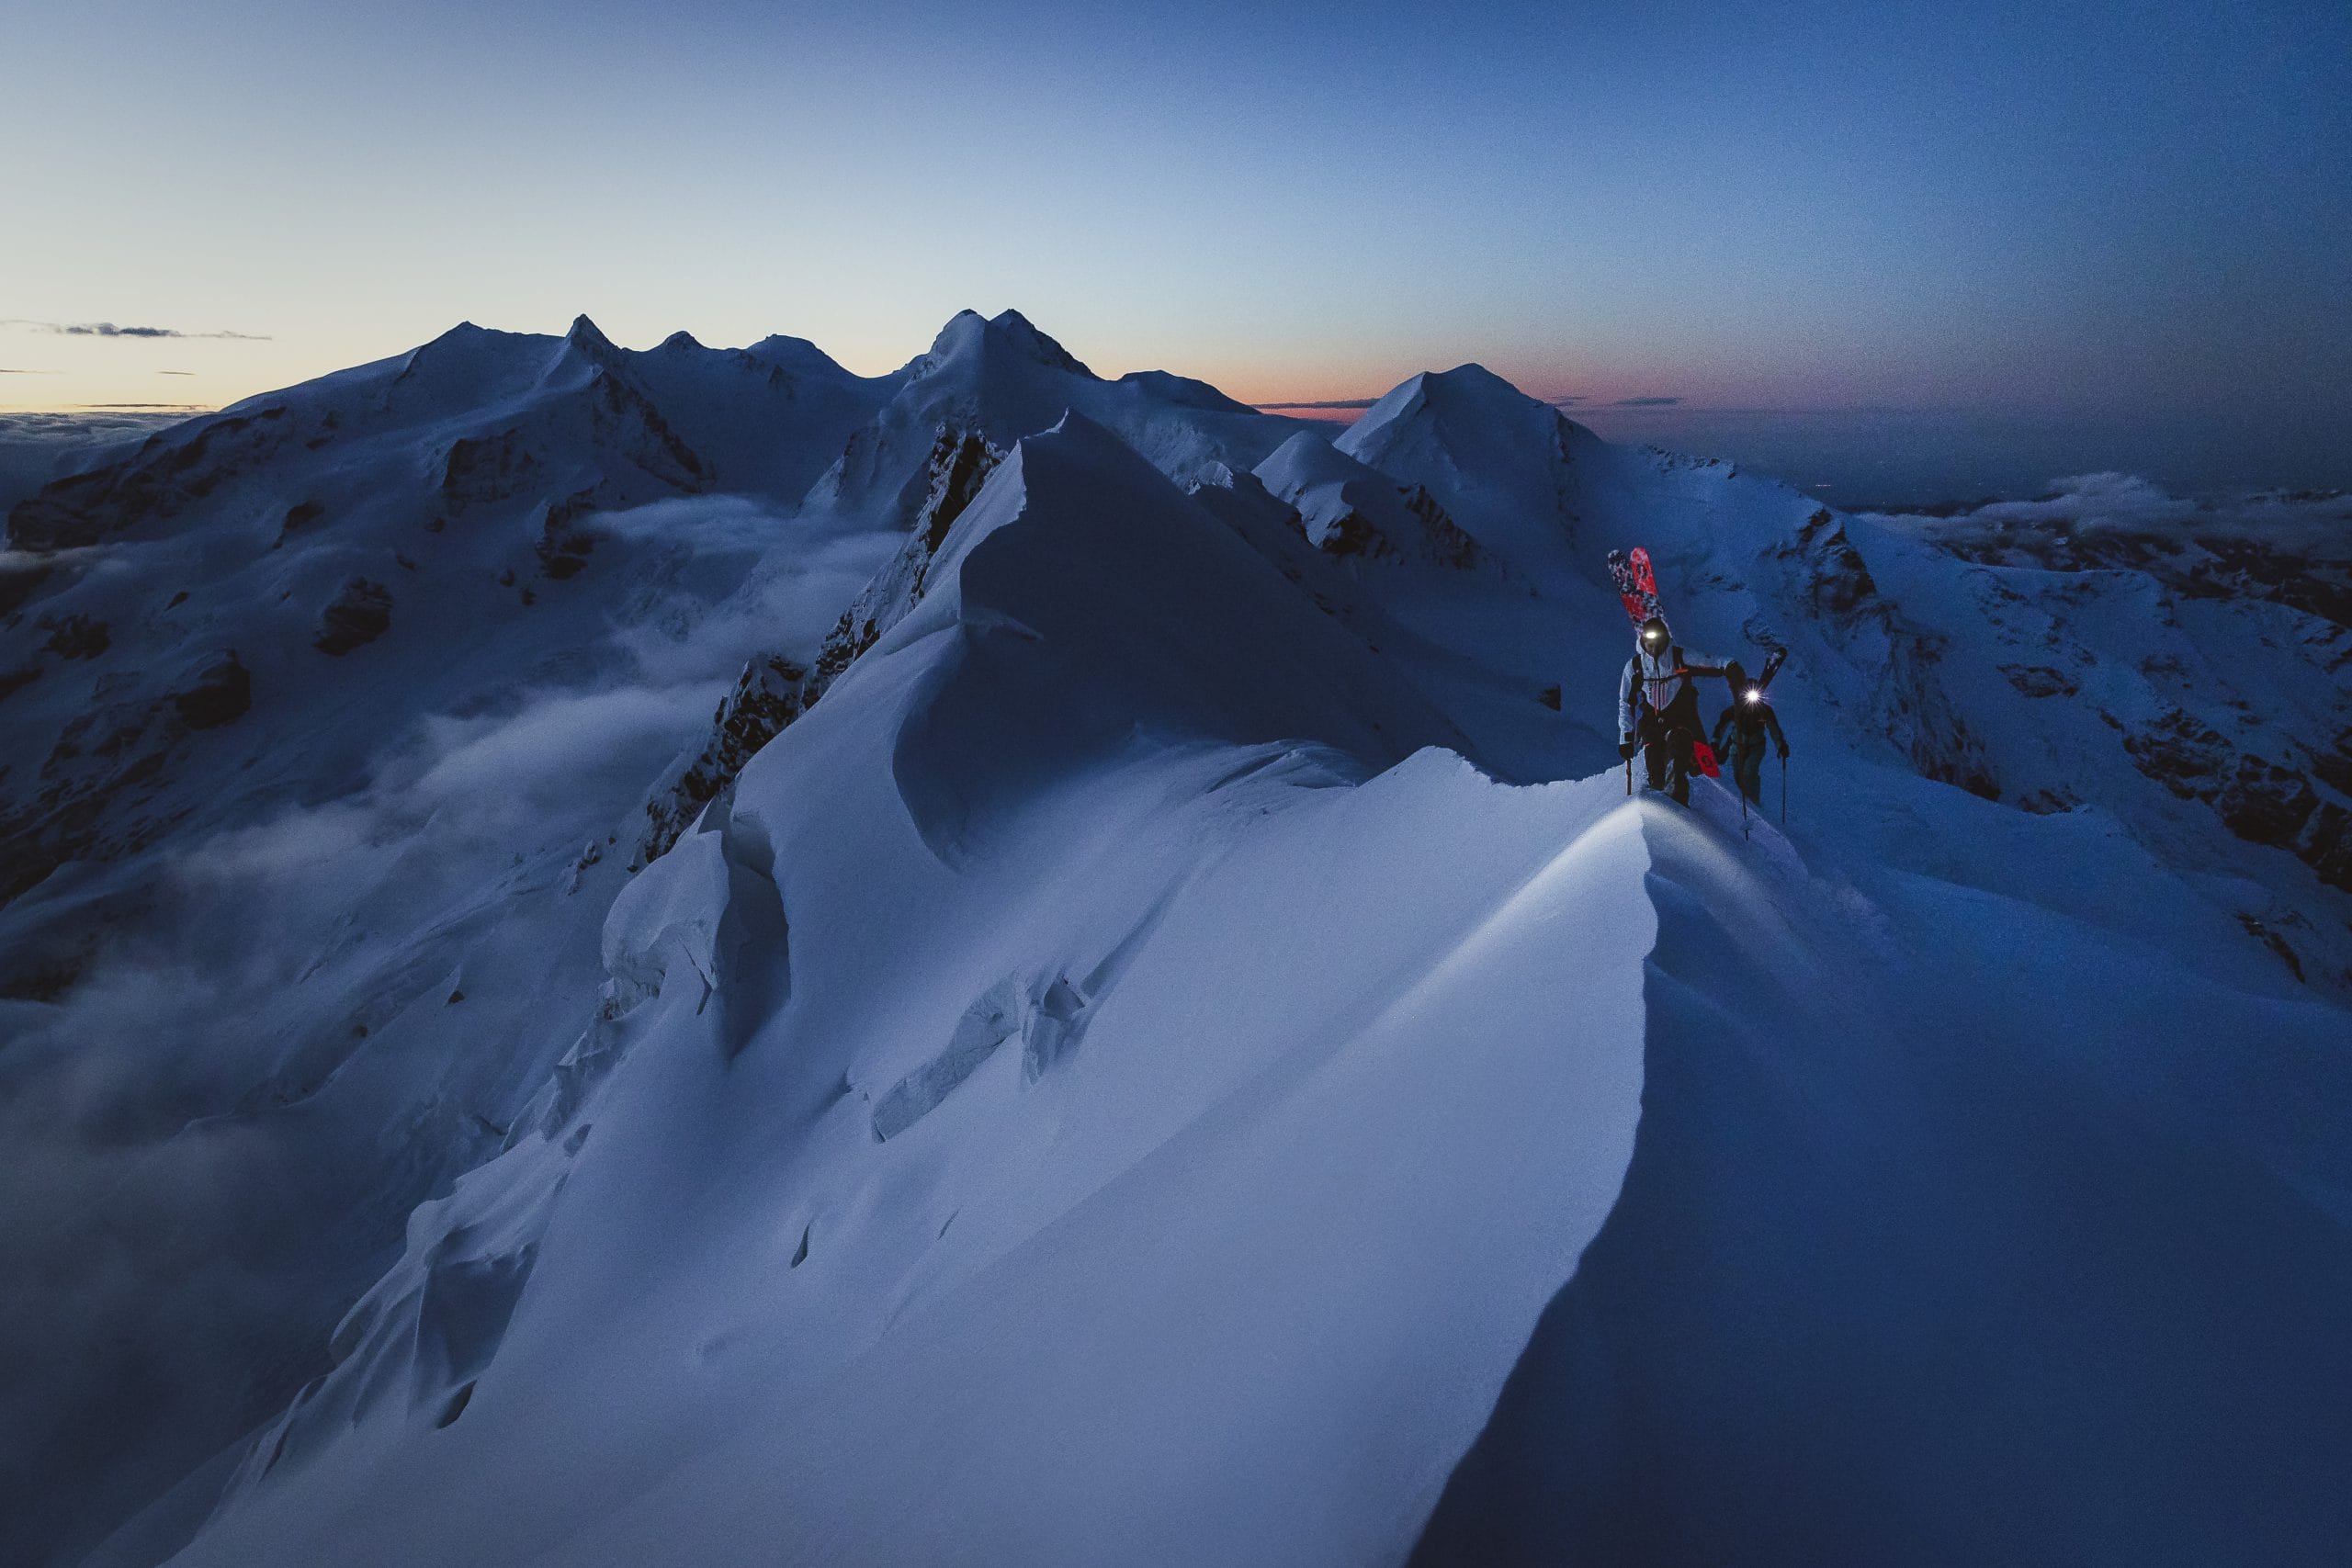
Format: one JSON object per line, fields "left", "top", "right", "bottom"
{"left": 1606, "top": 547, "right": 1662, "bottom": 627}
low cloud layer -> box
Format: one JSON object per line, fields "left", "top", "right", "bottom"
{"left": 1255, "top": 392, "right": 1609, "bottom": 412}
{"left": 0, "top": 487, "right": 899, "bottom": 1562}
{"left": 1853, "top": 470, "right": 2352, "bottom": 549}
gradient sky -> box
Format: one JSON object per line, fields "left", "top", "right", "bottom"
{"left": 6, "top": 0, "right": 2347, "bottom": 481}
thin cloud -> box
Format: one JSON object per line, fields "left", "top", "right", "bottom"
{"left": 1250, "top": 392, "right": 1599, "bottom": 411}
{"left": 1610, "top": 395, "right": 1683, "bottom": 407}
{"left": 0, "top": 368, "right": 60, "bottom": 375}
{"left": 158, "top": 370, "right": 196, "bottom": 376}
{"left": 2, "top": 318, "right": 270, "bottom": 342}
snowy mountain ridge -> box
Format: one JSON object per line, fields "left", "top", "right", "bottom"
{"left": 2, "top": 310, "right": 2346, "bottom": 1567}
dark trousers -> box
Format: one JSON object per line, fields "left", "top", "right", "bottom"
{"left": 1727, "top": 741, "right": 1766, "bottom": 806}
{"left": 1635, "top": 705, "right": 1699, "bottom": 802}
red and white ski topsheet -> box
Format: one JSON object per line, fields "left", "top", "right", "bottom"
{"left": 1606, "top": 547, "right": 1661, "bottom": 627}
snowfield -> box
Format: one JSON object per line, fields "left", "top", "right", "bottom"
{"left": 3, "top": 310, "right": 2346, "bottom": 1567}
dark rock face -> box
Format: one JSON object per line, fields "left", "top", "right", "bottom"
{"left": 1931, "top": 517, "right": 2352, "bottom": 635}
{"left": 1, "top": 652, "right": 256, "bottom": 902}
{"left": 0, "top": 558, "right": 56, "bottom": 617}
{"left": 537, "top": 490, "right": 601, "bottom": 580}
{"left": 278, "top": 499, "right": 327, "bottom": 540}
{"left": 2001, "top": 664, "right": 2078, "bottom": 698}
{"left": 632, "top": 654, "right": 813, "bottom": 867}
{"left": 1797, "top": 507, "right": 1879, "bottom": 615}
{"left": 1771, "top": 506, "right": 1996, "bottom": 800}
{"left": 171, "top": 653, "right": 251, "bottom": 729}
{"left": 6, "top": 406, "right": 293, "bottom": 550}
{"left": 1403, "top": 485, "right": 1483, "bottom": 570}
{"left": 1306, "top": 506, "right": 1390, "bottom": 561}
{"left": 440, "top": 428, "right": 542, "bottom": 513}
{"left": 40, "top": 613, "right": 109, "bottom": 660}
{"left": 314, "top": 580, "right": 393, "bottom": 655}
{"left": 918, "top": 431, "right": 997, "bottom": 558}
{"left": 2122, "top": 707, "right": 2352, "bottom": 893}
{"left": 630, "top": 427, "right": 1003, "bottom": 869}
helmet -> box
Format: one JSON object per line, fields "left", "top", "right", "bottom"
{"left": 1638, "top": 615, "right": 1669, "bottom": 648}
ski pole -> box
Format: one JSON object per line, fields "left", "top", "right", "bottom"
{"left": 1781, "top": 751, "right": 1788, "bottom": 827}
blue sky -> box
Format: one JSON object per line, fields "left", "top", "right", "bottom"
{"left": 5, "top": 0, "right": 2346, "bottom": 488}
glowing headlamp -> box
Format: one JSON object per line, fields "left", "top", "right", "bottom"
{"left": 1742, "top": 686, "right": 1763, "bottom": 704}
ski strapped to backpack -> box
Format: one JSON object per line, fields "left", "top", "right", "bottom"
{"left": 1605, "top": 546, "right": 1792, "bottom": 803}
{"left": 1606, "top": 547, "right": 1662, "bottom": 628}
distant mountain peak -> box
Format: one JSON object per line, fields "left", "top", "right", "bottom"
{"left": 1395, "top": 363, "right": 1545, "bottom": 416}
{"left": 565, "top": 314, "right": 621, "bottom": 359}
{"left": 917, "top": 309, "right": 1096, "bottom": 380}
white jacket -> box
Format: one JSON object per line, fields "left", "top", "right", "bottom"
{"left": 1617, "top": 641, "right": 1727, "bottom": 741}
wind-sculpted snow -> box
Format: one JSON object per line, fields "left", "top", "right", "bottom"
{"left": 803, "top": 310, "right": 1317, "bottom": 525}
{"left": 1254, "top": 430, "right": 1487, "bottom": 570}
{"left": 3, "top": 310, "right": 2347, "bottom": 1566}
{"left": 169, "top": 734, "right": 1658, "bottom": 1567}
{"left": 629, "top": 427, "right": 1004, "bottom": 868}
{"left": 886, "top": 417, "right": 1468, "bottom": 852}
{"left": 1419, "top": 779, "right": 2352, "bottom": 1567}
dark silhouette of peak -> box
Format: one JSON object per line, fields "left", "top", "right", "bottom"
{"left": 564, "top": 314, "right": 621, "bottom": 360}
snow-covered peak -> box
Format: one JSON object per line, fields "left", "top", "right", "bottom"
{"left": 1250, "top": 429, "right": 1485, "bottom": 569}
{"left": 1113, "top": 368, "right": 1259, "bottom": 413}
{"left": 1345, "top": 361, "right": 1567, "bottom": 446}
{"left": 986, "top": 307, "right": 1093, "bottom": 375}
{"left": 806, "top": 313, "right": 1306, "bottom": 525}
{"left": 739, "top": 332, "right": 865, "bottom": 384}
{"left": 911, "top": 308, "right": 1098, "bottom": 382}
{"left": 562, "top": 312, "right": 622, "bottom": 361}
{"left": 1256, "top": 428, "right": 1371, "bottom": 493}
{"left": 1333, "top": 364, "right": 1602, "bottom": 586}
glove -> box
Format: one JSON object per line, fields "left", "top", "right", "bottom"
{"left": 1618, "top": 740, "right": 1637, "bottom": 760}
{"left": 1777, "top": 742, "right": 1790, "bottom": 760}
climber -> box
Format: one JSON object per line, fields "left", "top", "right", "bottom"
{"left": 1711, "top": 659, "right": 1790, "bottom": 809}
{"left": 1617, "top": 615, "right": 1728, "bottom": 805}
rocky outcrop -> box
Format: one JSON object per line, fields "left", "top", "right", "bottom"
{"left": 6, "top": 407, "right": 297, "bottom": 551}
{"left": 40, "top": 613, "right": 109, "bottom": 660}
{"left": 171, "top": 652, "right": 252, "bottom": 729}
{"left": 1402, "top": 484, "right": 1484, "bottom": 570}
{"left": 314, "top": 580, "right": 392, "bottom": 655}
{"left": 632, "top": 654, "right": 812, "bottom": 870}
{"left": 0, "top": 652, "right": 256, "bottom": 902}
{"left": 629, "top": 429, "right": 1002, "bottom": 870}
{"left": 1774, "top": 506, "right": 1998, "bottom": 799}
{"left": 439, "top": 429, "right": 544, "bottom": 514}
{"left": 2122, "top": 707, "right": 2352, "bottom": 892}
